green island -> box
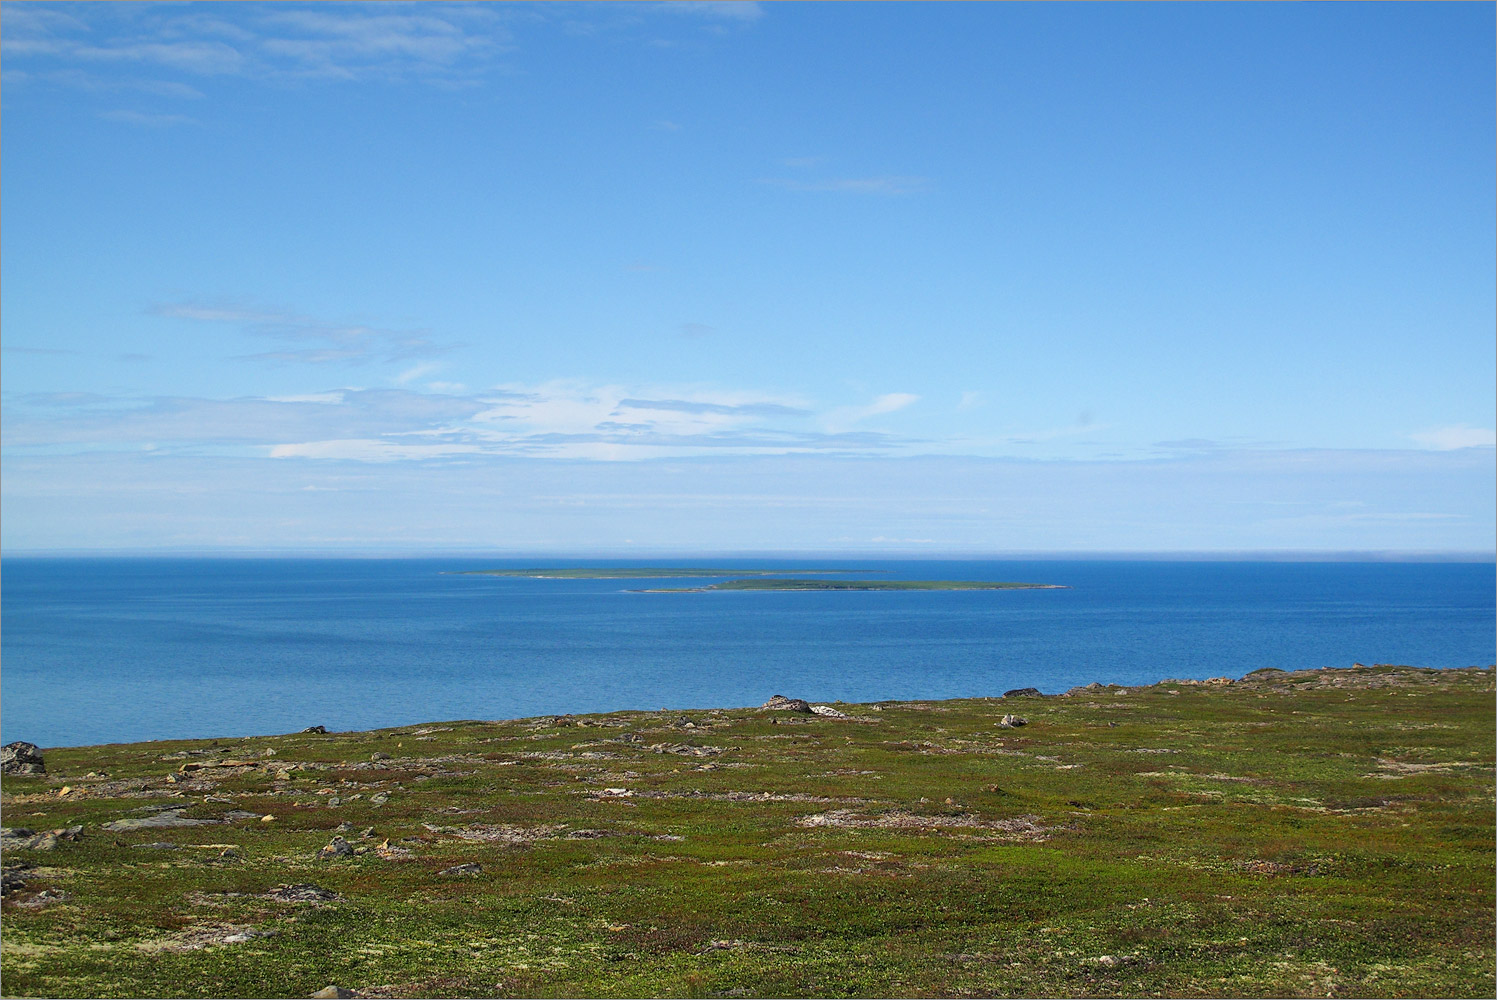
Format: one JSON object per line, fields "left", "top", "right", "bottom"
{"left": 2, "top": 664, "right": 1492, "bottom": 999}
{"left": 636, "top": 579, "right": 1064, "bottom": 592}
{"left": 453, "top": 569, "right": 873, "bottom": 579}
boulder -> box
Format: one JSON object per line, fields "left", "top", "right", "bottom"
{"left": 1002, "top": 687, "right": 1043, "bottom": 699}
{"left": 809, "top": 705, "right": 847, "bottom": 718}
{"left": 998, "top": 714, "right": 1029, "bottom": 728}
{"left": 300, "top": 726, "right": 328, "bottom": 735}
{"left": 1, "top": 742, "right": 45, "bottom": 775}
{"left": 316, "top": 836, "right": 354, "bottom": 861}
{"left": 310, "top": 988, "right": 357, "bottom": 999}
{"left": 268, "top": 883, "right": 341, "bottom": 903}
{"left": 762, "top": 695, "right": 813, "bottom": 713}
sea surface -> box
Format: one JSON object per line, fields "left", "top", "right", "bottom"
{"left": 2, "top": 558, "right": 1493, "bottom": 748}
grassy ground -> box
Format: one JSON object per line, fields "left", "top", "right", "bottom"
{"left": 2, "top": 664, "right": 1492, "bottom": 998}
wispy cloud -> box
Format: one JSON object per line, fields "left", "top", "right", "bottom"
{"left": 1, "top": 2, "right": 760, "bottom": 98}
{"left": 99, "top": 108, "right": 197, "bottom": 127}
{"left": 648, "top": 2, "right": 764, "bottom": 23}
{"left": 757, "top": 175, "right": 930, "bottom": 195}
{"left": 1, "top": 380, "right": 895, "bottom": 463}
{"left": 150, "top": 301, "right": 450, "bottom": 366}
{"left": 825, "top": 392, "right": 919, "bottom": 432}
{"left": 1407, "top": 425, "right": 1496, "bottom": 451}
{"left": 0, "top": 4, "right": 515, "bottom": 86}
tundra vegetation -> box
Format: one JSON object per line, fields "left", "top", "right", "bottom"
{"left": 1, "top": 665, "right": 1492, "bottom": 998}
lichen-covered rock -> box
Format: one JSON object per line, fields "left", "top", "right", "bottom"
{"left": 998, "top": 714, "right": 1028, "bottom": 728}
{"left": 316, "top": 836, "right": 354, "bottom": 860}
{"left": 102, "top": 811, "right": 213, "bottom": 832}
{"left": 809, "top": 704, "right": 848, "bottom": 718}
{"left": 1003, "top": 687, "right": 1043, "bottom": 698}
{"left": 1, "top": 741, "right": 45, "bottom": 775}
{"left": 762, "top": 695, "right": 813, "bottom": 713}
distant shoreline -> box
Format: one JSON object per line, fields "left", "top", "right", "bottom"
{"left": 632, "top": 580, "right": 1068, "bottom": 593}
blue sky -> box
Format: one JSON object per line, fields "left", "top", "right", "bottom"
{"left": 2, "top": 2, "right": 1493, "bottom": 554}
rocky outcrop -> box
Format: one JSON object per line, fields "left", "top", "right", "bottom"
{"left": 1002, "top": 687, "right": 1043, "bottom": 698}
{"left": 998, "top": 714, "right": 1028, "bottom": 728}
{"left": 102, "top": 811, "right": 214, "bottom": 832}
{"left": 316, "top": 836, "right": 354, "bottom": 860}
{"left": 1, "top": 825, "right": 83, "bottom": 850}
{"left": 762, "top": 695, "right": 813, "bottom": 713}
{"left": 1, "top": 742, "right": 45, "bottom": 775}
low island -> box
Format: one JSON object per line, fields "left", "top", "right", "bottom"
{"left": 634, "top": 578, "right": 1066, "bottom": 592}
{"left": 453, "top": 568, "right": 872, "bottom": 579}
{"left": 2, "top": 664, "right": 1491, "bottom": 999}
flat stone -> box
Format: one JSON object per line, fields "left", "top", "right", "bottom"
{"left": 102, "top": 811, "right": 216, "bottom": 832}
{"left": 438, "top": 862, "right": 482, "bottom": 876}
{"left": 310, "top": 987, "right": 357, "bottom": 999}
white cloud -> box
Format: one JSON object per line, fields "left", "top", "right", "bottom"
{"left": 268, "top": 439, "right": 482, "bottom": 462}
{"left": 99, "top": 108, "right": 198, "bottom": 127}
{"left": 825, "top": 392, "right": 919, "bottom": 432}
{"left": 1407, "top": 425, "right": 1497, "bottom": 451}
{"left": 151, "top": 300, "right": 449, "bottom": 366}
{"left": 394, "top": 361, "right": 444, "bottom": 385}
{"left": 757, "top": 175, "right": 930, "bottom": 195}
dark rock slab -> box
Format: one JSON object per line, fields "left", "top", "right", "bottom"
{"left": 1, "top": 742, "right": 45, "bottom": 775}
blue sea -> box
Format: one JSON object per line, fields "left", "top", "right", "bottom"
{"left": 2, "top": 558, "right": 1492, "bottom": 748}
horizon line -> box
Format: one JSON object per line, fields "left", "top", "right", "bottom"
{"left": 3, "top": 548, "right": 1493, "bottom": 563}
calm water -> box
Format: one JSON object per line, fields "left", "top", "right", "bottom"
{"left": 2, "top": 558, "right": 1492, "bottom": 748}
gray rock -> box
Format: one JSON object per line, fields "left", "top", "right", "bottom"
{"left": 301, "top": 725, "right": 328, "bottom": 734}
{"left": 438, "top": 862, "right": 482, "bottom": 876}
{"left": 1, "top": 742, "right": 45, "bottom": 775}
{"left": 3, "top": 825, "right": 84, "bottom": 850}
{"left": 809, "top": 705, "right": 848, "bottom": 718}
{"left": 998, "top": 714, "right": 1029, "bottom": 728}
{"left": 102, "top": 811, "right": 215, "bottom": 832}
{"left": 310, "top": 987, "right": 357, "bottom": 999}
{"left": 762, "top": 695, "right": 813, "bottom": 713}
{"left": 1, "top": 865, "right": 31, "bottom": 896}
{"left": 132, "top": 842, "right": 182, "bottom": 850}
{"left": 369, "top": 792, "right": 389, "bottom": 806}
{"left": 1002, "top": 687, "right": 1043, "bottom": 698}
{"left": 316, "top": 836, "right": 354, "bottom": 861}
{"left": 267, "top": 883, "right": 341, "bottom": 903}
{"left": 369, "top": 752, "right": 391, "bottom": 762}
